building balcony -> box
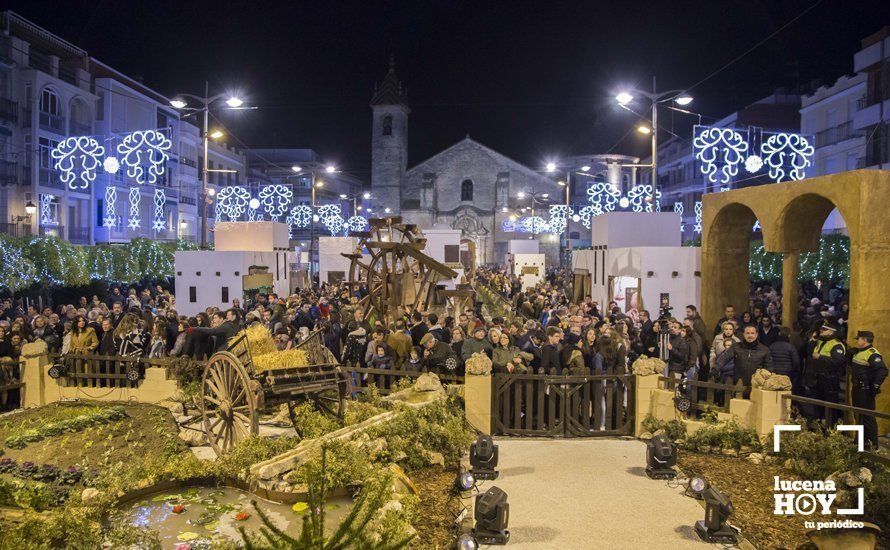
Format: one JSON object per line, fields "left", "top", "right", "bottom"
{"left": 38, "top": 167, "right": 64, "bottom": 190}
{"left": 852, "top": 101, "right": 885, "bottom": 131}
{"left": 0, "top": 97, "right": 17, "bottom": 124}
{"left": 28, "top": 50, "right": 51, "bottom": 74}
{"left": 0, "top": 160, "right": 18, "bottom": 185}
{"left": 0, "top": 223, "right": 32, "bottom": 238}
{"left": 38, "top": 224, "right": 64, "bottom": 239}
{"left": 815, "top": 121, "right": 859, "bottom": 148}
{"left": 58, "top": 65, "right": 77, "bottom": 86}
{"left": 180, "top": 157, "right": 197, "bottom": 168}
{"left": 69, "top": 120, "right": 91, "bottom": 136}
{"left": 39, "top": 111, "right": 65, "bottom": 134}
{"left": 67, "top": 226, "right": 90, "bottom": 245}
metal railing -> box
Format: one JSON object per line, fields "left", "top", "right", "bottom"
{"left": 0, "top": 359, "right": 23, "bottom": 412}
{"left": 28, "top": 49, "right": 51, "bottom": 73}
{"left": 0, "top": 160, "right": 18, "bottom": 185}
{"left": 815, "top": 121, "right": 856, "bottom": 148}
{"left": 68, "top": 226, "right": 90, "bottom": 244}
{"left": 0, "top": 222, "right": 32, "bottom": 238}
{"left": 39, "top": 111, "right": 65, "bottom": 133}
{"left": 39, "top": 225, "right": 64, "bottom": 238}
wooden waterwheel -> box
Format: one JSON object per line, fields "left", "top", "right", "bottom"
{"left": 343, "top": 217, "right": 458, "bottom": 322}
{"left": 200, "top": 351, "right": 259, "bottom": 455}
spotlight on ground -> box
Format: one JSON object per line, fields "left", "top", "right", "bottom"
{"left": 469, "top": 435, "right": 499, "bottom": 480}
{"left": 687, "top": 476, "right": 708, "bottom": 499}
{"left": 474, "top": 486, "right": 510, "bottom": 545}
{"left": 456, "top": 533, "right": 478, "bottom": 549}
{"left": 695, "top": 485, "right": 738, "bottom": 543}
{"left": 673, "top": 379, "right": 691, "bottom": 413}
{"left": 453, "top": 471, "right": 476, "bottom": 493}
{"left": 645, "top": 434, "right": 677, "bottom": 479}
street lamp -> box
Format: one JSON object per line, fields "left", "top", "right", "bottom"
{"left": 170, "top": 82, "right": 255, "bottom": 249}
{"left": 24, "top": 201, "right": 36, "bottom": 216}
{"left": 291, "top": 165, "right": 302, "bottom": 172}
{"left": 614, "top": 78, "right": 693, "bottom": 199}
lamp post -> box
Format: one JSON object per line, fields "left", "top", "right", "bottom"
{"left": 339, "top": 191, "right": 371, "bottom": 218}
{"left": 170, "top": 82, "right": 254, "bottom": 249}
{"left": 516, "top": 190, "right": 551, "bottom": 240}
{"left": 292, "top": 163, "right": 337, "bottom": 286}
{"left": 615, "top": 77, "right": 693, "bottom": 198}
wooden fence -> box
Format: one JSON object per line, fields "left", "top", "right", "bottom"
{"left": 343, "top": 366, "right": 464, "bottom": 395}
{"left": 492, "top": 373, "right": 635, "bottom": 437}
{"left": 0, "top": 359, "right": 22, "bottom": 412}
{"left": 48, "top": 353, "right": 171, "bottom": 389}
{"left": 658, "top": 376, "right": 748, "bottom": 413}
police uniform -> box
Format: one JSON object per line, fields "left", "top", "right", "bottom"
{"left": 806, "top": 321, "right": 846, "bottom": 425}
{"left": 850, "top": 330, "right": 888, "bottom": 448}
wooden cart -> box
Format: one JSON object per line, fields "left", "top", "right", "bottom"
{"left": 199, "top": 328, "right": 350, "bottom": 455}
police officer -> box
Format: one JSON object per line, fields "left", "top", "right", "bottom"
{"left": 849, "top": 330, "right": 888, "bottom": 449}
{"left": 807, "top": 320, "right": 847, "bottom": 425}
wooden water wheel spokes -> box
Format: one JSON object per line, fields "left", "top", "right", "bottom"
{"left": 201, "top": 351, "right": 259, "bottom": 456}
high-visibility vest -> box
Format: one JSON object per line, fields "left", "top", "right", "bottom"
{"left": 816, "top": 338, "right": 843, "bottom": 358}
{"left": 852, "top": 346, "right": 879, "bottom": 366}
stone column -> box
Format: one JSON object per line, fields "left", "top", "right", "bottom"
{"left": 781, "top": 252, "right": 799, "bottom": 328}
{"left": 464, "top": 374, "right": 493, "bottom": 434}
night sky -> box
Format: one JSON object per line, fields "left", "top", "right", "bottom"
{"left": 9, "top": 0, "right": 890, "bottom": 178}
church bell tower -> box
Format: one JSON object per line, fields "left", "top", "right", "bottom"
{"left": 370, "top": 56, "right": 409, "bottom": 216}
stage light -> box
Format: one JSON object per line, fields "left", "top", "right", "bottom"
{"left": 645, "top": 434, "right": 677, "bottom": 479}
{"left": 545, "top": 162, "right": 557, "bottom": 172}
{"left": 456, "top": 533, "right": 479, "bottom": 550}
{"left": 454, "top": 471, "right": 476, "bottom": 493}
{"left": 339, "top": 194, "right": 348, "bottom": 199}
{"left": 474, "top": 486, "right": 510, "bottom": 544}
{"left": 689, "top": 476, "right": 709, "bottom": 496}
{"left": 695, "top": 485, "right": 738, "bottom": 543}
{"left": 469, "top": 435, "right": 499, "bottom": 480}
{"left": 673, "top": 380, "right": 692, "bottom": 413}
{"left": 326, "top": 165, "right": 336, "bottom": 173}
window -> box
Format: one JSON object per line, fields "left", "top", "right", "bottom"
{"left": 40, "top": 88, "right": 61, "bottom": 116}
{"left": 96, "top": 199, "right": 103, "bottom": 227}
{"left": 38, "top": 137, "right": 60, "bottom": 168}
{"left": 221, "top": 286, "right": 229, "bottom": 303}
{"left": 382, "top": 115, "right": 393, "bottom": 136}
{"left": 189, "top": 287, "right": 197, "bottom": 303}
{"left": 460, "top": 179, "right": 473, "bottom": 201}
{"left": 444, "top": 244, "right": 460, "bottom": 263}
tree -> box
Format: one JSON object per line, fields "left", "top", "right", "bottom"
{"left": 26, "top": 237, "right": 89, "bottom": 287}
{"left": 0, "top": 236, "right": 37, "bottom": 293}
{"left": 748, "top": 234, "right": 850, "bottom": 287}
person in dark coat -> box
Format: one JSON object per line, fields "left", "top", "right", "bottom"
{"left": 409, "top": 312, "right": 428, "bottom": 347}
{"left": 768, "top": 326, "right": 800, "bottom": 383}
{"left": 538, "top": 326, "right": 563, "bottom": 375}
{"left": 664, "top": 320, "right": 691, "bottom": 377}
{"left": 759, "top": 316, "right": 780, "bottom": 347}
{"left": 849, "top": 330, "right": 888, "bottom": 449}
{"left": 191, "top": 310, "right": 238, "bottom": 354}
{"left": 715, "top": 325, "right": 772, "bottom": 397}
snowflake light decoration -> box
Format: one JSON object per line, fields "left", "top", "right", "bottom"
{"left": 346, "top": 215, "right": 369, "bottom": 233}
{"left": 501, "top": 218, "right": 517, "bottom": 232}
{"left": 103, "top": 187, "right": 117, "bottom": 227}
{"left": 694, "top": 201, "right": 702, "bottom": 234}
{"left": 286, "top": 204, "right": 313, "bottom": 229}
{"left": 586, "top": 182, "right": 621, "bottom": 215}
{"left": 692, "top": 126, "right": 748, "bottom": 184}
{"left": 152, "top": 189, "right": 166, "bottom": 231}
{"left": 745, "top": 154, "right": 763, "bottom": 173}
{"left": 128, "top": 187, "right": 141, "bottom": 229}
{"left": 258, "top": 184, "right": 292, "bottom": 222}
{"left": 760, "top": 133, "right": 814, "bottom": 182}
{"left": 517, "top": 216, "right": 550, "bottom": 234}
{"left": 317, "top": 204, "right": 345, "bottom": 235}
{"left": 51, "top": 136, "right": 105, "bottom": 190}
{"left": 103, "top": 156, "right": 120, "bottom": 174}
{"left": 215, "top": 185, "right": 251, "bottom": 221}
{"left": 116, "top": 129, "right": 172, "bottom": 185}
{"left": 548, "top": 205, "right": 571, "bottom": 235}
{"left": 577, "top": 205, "right": 595, "bottom": 228}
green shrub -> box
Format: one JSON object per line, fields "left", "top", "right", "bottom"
{"left": 640, "top": 414, "right": 687, "bottom": 441}
{"left": 777, "top": 429, "right": 859, "bottom": 479}
{"left": 684, "top": 419, "right": 761, "bottom": 452}
{"left": 287, "top": 439, "right": 372, "bottom": 489}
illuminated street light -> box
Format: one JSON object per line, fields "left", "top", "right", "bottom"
{"left": 210, "top": 130, "right": 224, "bottom": 139}
{"left": 384, "top": 207, "right": 392, "bottom": 213}
{"left": 557, "top": 180, "right": 566, "bottom": 187}
{"left": 325, "top": 165, "right": 336, "bottom": 173}
{"left": 581, "top": 165, "right": 591, "bottom": 172}
{"left": 517, "top": 192, "right": 526, "bottom": 199}
{"left": 675, "top": 94, "right": 694, "bottom": 106}
{"left": 170, "top": 98, "right": 187, "bottom": 109}
{"left": 225, "top": 96, "right": 244, "bottom": 108}
{"left": 339, "top": 194, "right": 348, "bottom": 199}
{"left": 207, "top": 188, "right": 216, "bottom": 197}
{"left": 616, "top": 91, "right": 634, "bottom": 105}
{"left": 315, "top": 181, "right": 324, "bottom": 188}
{"left": 637, "top": 125, "right": 652, "bottom": 135}
{"left": 24, "top": 201, "right": 37, "bottom": 215}
{"left": 541, "top": 193, "right": 549, "bottom": 198}
{"left": 363, "top": 192, "right": 371, "bottom": 199}
{"left": 291, "top": 165, "right": 302, "bottom": 172}
{"left": 545, "top": 162, "right": 557, "bottom": 172}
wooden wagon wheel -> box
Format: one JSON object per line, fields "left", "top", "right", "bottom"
{"left": 201, "top": 351, "right": 259, "bottom": 456}
{"left": 286, "top": 368, "right": 350, "bottom": 439}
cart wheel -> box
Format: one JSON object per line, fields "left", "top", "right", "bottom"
{"left": 201, "top": 352, "right": 259, "bottom": 456}
{"left": 312, "top": 369, "right": 349, "bottom": 421}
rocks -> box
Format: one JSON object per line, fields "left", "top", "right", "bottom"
{"left": 81, "top": 488, "right": 101, "bottom": 505}
{"left": 747, "top": 452, "right": 764, "bottom": 464}
{"left": 178, "top": 427, "right": 208, "bottom": 446}
{"left": 829, "top": 467, "right": 872, "bottom": 488}
{"left": 424, "top": 450, "right": 445, "bottom": 467}
{"left": 163, "top": 401, "right": 186, "bottom": 416}
{"left": 389, "top": 464, "right": 418, "bottom": 496}
{"left": 751, "top": 369, "right": 792, "bottom": 391}
{"left": 414, "top": 373, "right": 443, "bottom": 392}
{"left": 638, "top": 431, "right": 653, "bottom": 440}
{"left": 21, "top": 340, "right": 48, "bottom": 358}
{"left": 465, "top": 352, "right": 492, "bottom": 376}
{"left": 652, "top": 428, "right": 666, "bottom": 437}
{"left": 364, "top": 438, "right": 388, "bottom": 460}
{"left": 631, "top": 356, "right": 665, "bottom": 376}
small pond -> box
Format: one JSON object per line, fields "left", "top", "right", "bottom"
{"left": 121, "top": 486, "right": 353, "bottom": 547}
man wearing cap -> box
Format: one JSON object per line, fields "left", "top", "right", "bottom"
{"left": 849, "top": 330, "right": 888, "bottom": 449}
{"left": 806, "top": 320, "right": 847, "bottom": 425}
{"left": 460, "top": 325, "right": 493, "bottom": 362}
{"left": 420, "top": 333, "right": 457, "bottom": 373}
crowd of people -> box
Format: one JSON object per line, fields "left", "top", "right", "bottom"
{"left": 0, "top": 265, "right": 885, "bottom": 447}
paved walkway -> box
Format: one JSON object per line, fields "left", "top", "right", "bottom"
{"left": 489, "top": 438, "right": 712, "bottom": 549}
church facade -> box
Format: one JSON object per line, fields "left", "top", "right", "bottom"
{"left": 370, "top": 62, "right": 560, "bottom": 265}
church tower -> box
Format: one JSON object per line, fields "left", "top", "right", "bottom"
{"left": 370, "top": 56, "right": 409, "bottom": 215}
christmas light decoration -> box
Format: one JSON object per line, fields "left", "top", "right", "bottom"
{"left": 51, "top": 136, "right": 105, "bottom": 190}
{"left": 517, "top": 216, "right": 550, "bottom": 234}
{"left": 128, "top": 187, "right": 141, "bottom": 229}
{"left": 152, "top": 189, "right": 166, "bottom": 231}
{"left": 501, "top": 218, "right": 517, "bottom": 232}
{"left": 317, "top": 204, "right": 345, "bottom": 235}
{"left": 586, "top": 182, "right": 620, "bottom": 215}
{"left": 346, "top": 215, "right": 369, "bottom": 233}
{"left": 548, "top": 205, "right": 571, "bottom": 235}
{"left": 577, "top": 205, "right": 595, "bottom": 229}
{"left": 720, "top": 186, "right": 731, "bottom": 192}
{"left": 103, "top": 156, "right": 120, "bottom": 174}
{"left": 693, "top": 126, "right": 748, "bottom": 184}
{"left": 744, "top": 154, "right": 763, "bottom": 173}
{"left": 694, "top": 201, "right": 702, "bottom": 234}
{"left": 760, "top": 133, "right": 814, "bottom": 182}
{"left": 673, "top": 202, "right": 684, "bottom": 216}
{"left": 215, "top": 185, "right": 251, "bottom": 220}
{"left": 286, "top": 204, "right": 312, "bottom": 229}
{"left": 258, "top": 184, "right": 292, "bottom": 221}
{"left": 104, "top": 187, "right": 117, "bottom": 227}
{"left": 116, "top": 129, "right": 172, "bottom": 185}
{"left": 626, "top": 184, "right": 660, "bottom": 213}
{"left": 39, "top": 194, "right": 56, "bottom": 226}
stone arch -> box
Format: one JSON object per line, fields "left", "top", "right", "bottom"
{"left": 39, "top": 85, "right": 63, "bottom": 116}
{"left": 68, "top": 96, "right": 91, "bottom": 134}
{"left": 773, "top": 193, "right": 854, "bottom": 253}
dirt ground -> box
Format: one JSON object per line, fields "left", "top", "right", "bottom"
{"left": 410, "top": 466, "right": 462, "bottom": 549}
{"left": 0, "top": 401, "right": 184, "bottom": 469}
{"left": 679, "top": 452, "right": 819, "bottom": 550}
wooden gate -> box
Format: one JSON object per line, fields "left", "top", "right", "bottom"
{"left": 492, "top": 373, "right": 635, "bottom": 437}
